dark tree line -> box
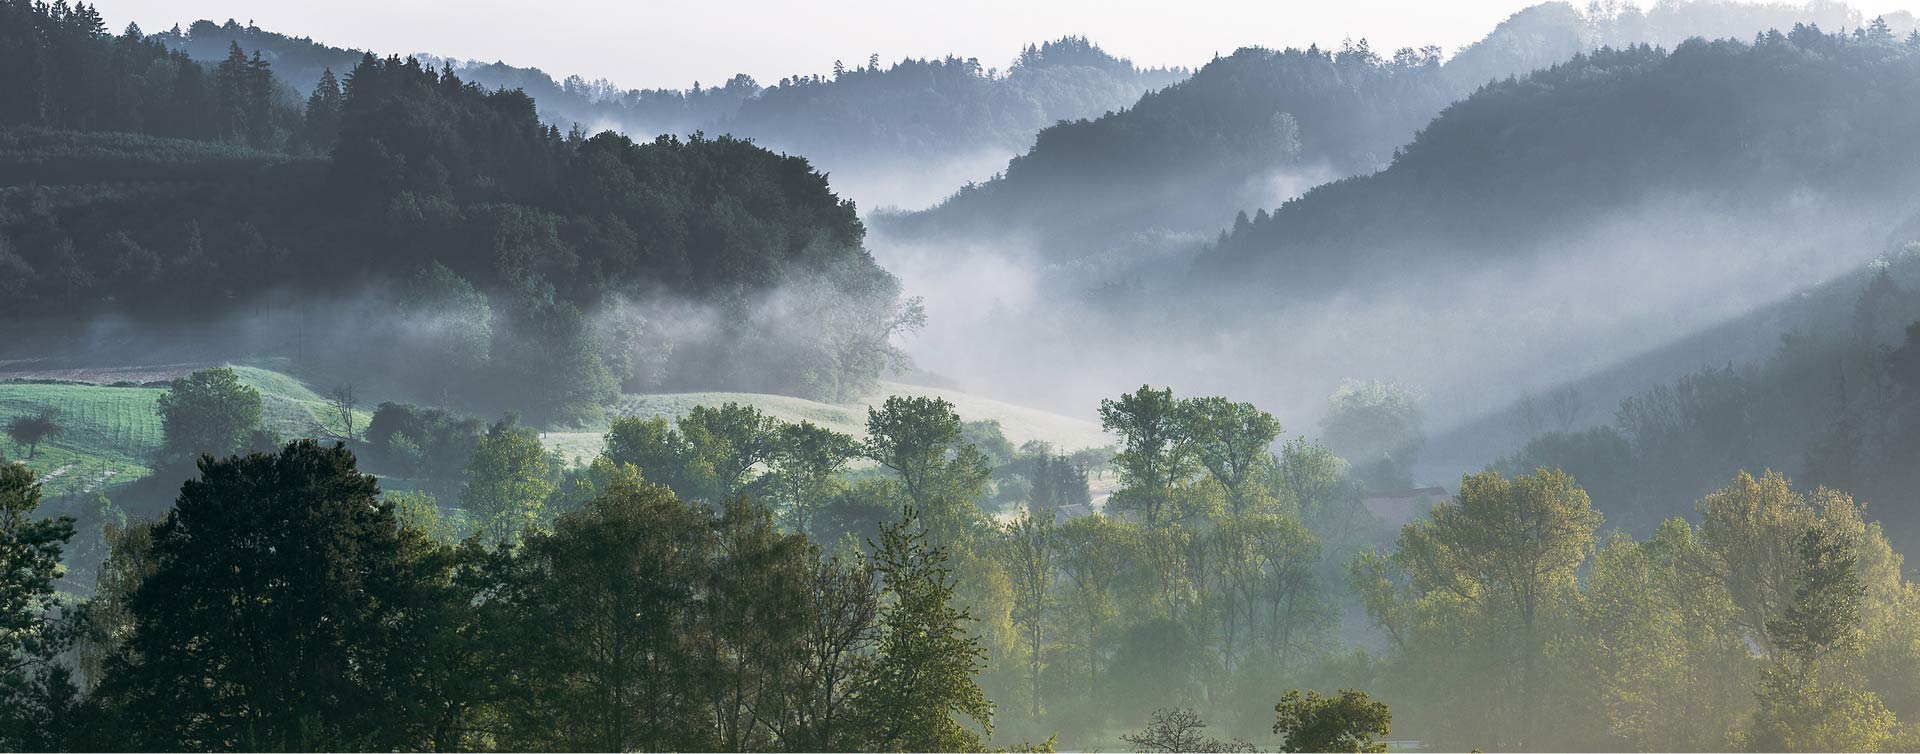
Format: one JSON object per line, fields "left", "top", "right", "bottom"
{"left": 150, "top": 19, "right": 1185, "bottom": 178}
{"left": 0, "top": 0, "right": 300, "bottom": 148}
{"left": 723, "top": 36, "right": 1185, "bottom": 168}
{"left": 153, "top": 19, "right": 364, "bottom": 112}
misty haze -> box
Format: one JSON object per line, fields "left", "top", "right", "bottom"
{"left": 9, "top": 0, "right": 1920, "bottom": 751}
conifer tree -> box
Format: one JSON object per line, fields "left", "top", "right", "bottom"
{"left": 303, "top": 67, "right": 342, "bottom": 151}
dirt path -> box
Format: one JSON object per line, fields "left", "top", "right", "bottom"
{"left": 36, "top": 462, "right": 77, "bottom": 481}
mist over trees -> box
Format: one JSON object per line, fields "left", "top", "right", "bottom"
{"left": 884, "top": 0, "right": 1906, "bottom": 285}
{"left": 1480, "top": 251, "right": 1920, "bottom": 545}
{"left": 0, "top": 6, "right": 920, "bottom": 423}
{"left": 15, "top": 0, "right": 1920, "bottom": 750}
{"left": 145, "top": 19, "right": 1185, "bottom": 208}
{"left": 882, "top": 8, "right": 1920, "bottom": 454}
{"left": 1198, "top": 24, "right": 1920, "bottom": 291}
{"left": 717, "top": 37, "right": 1186, "bottom": 188}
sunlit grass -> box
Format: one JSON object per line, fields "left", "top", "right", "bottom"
{"left": 0, "top": 365, "right": 373, "bottom": 496}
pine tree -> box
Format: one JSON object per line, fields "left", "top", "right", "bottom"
{"left": 69, "top": 0, "right": 100, "bottom": 36}
{"left": 1869, "top": 15, "right": 1894, "bottom": 40}
{"left": 303, "top": 67, "right": 342, "bottom": 152}
{"left": 214, "top": 41, "right": 250, "bottom": 143}
{"left": 245, "top": 49, "right": 275, "bottom": 147}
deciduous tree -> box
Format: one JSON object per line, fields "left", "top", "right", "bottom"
{"left": 1100, "top": 385, "right": 1194, "bottom": 526}
{"left": 852, "top": 510, "right": 992, "bottom": 751}
{"left": 4, "top": 408, "right": 62, "bottom": 460}
{"left": 91, "top": 441, "right": 430, "bottom": 751}
{"left": 770, "top": 420, "right": 859, "bottom": 533}
{"left": 154, "top": 367, "right": 263, "bottom": 463}
{"left": 1271, "top": 688, "right": 1391, "bottom": 753}
{"left": 1396, "top": 468, "right": 1599, "bottom": 749}
{"left": 1179, "top": 396, "right": 1281, "bottom": 514}
{"left": 462, "top": 418, "right": 553, "bottom": 544}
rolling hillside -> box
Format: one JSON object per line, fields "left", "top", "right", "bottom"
{"left": 882, "top": 1, "right": 1887, "bottom": 282}
{"left": 0, "top": 362, "right": 372, "bottom": 497}
{"left": 0, "top": 381, "right": 161, "bottom": 496}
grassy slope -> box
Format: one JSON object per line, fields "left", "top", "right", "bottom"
{"left": 874, "top": 381, "right": 1110, "bottom": 450}
{"left": 544, "top": 380, "right": 1111, "bottom": 463}
{"left": 228, "top": 364, "right": 373, "bottom": 441}
{"left": 0, "top": 382, "right": 163, "bottom": 496}
{"left": 0, "top": 364, "right": 371, "bottom": 497}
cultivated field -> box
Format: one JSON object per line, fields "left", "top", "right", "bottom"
{"left": 0, "top": 382, "right": 164, "bottom": 496}
{"left": 1, "top": 362, "right": 372, "bottom": 497}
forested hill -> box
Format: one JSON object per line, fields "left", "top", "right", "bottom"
{"left": 0, "top": 3, "right": 303, "bottom": 150}
{"left": 0, "top": 1, "right": 915, "bottom": 425}
{"left": 1464, "top": 251, "right": 1920, "bottom": 544}
{"left": 147, "top": 18, "right": 745, "bottom": 142}
{"left": 713, "top": 38, "right": 1186, "bottom": 187}
{"left": 153, "top": 20, "right": 1185, "bottom": 206}
{"left": 875, "top": 39, "right": 1457, "bottom": 267}
{"left": 1195, "top": 25, "right": 1920, "bottom": 289}
{"left": 880, "top": 0, "right": 1886, "bottom": 271}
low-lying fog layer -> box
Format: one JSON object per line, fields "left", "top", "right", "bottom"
{"left": 870, "top": 188, "right": 1908, "bottom": 480}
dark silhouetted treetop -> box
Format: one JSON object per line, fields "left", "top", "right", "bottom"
{"left": 0, "top": 0, "right": 301, "bottom": 148}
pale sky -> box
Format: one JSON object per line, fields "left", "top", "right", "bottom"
{"left": 93, "top": 0, "right": 1916, "bottom": 90}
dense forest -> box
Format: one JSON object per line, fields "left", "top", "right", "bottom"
{"left": 884, "top": 13, "right": 1920, "bottom": 450}
{"left": 882, "top": 0, "right": 1898, "bottom": 280}
{"left": 149, "top": 19, "right": 1186, "bottom": 208}
{"left": 879, "top": 40, "right": 1450, "bottom": 277}
{"left": 0, "top": 0, "right": 918, "bottom": 424}
{"left": 1196, "top": 22, "right": 1920, "bottom": 288}
{"left": 0, "top": 2, "right": 300, "bottom": 149}
{"left": 11, "top": 0, "right": 1920, "bottom": 751}
{"left": 1485, "top": 249, "right": 1920, "bottom": 542}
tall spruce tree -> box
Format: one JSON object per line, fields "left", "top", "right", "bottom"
{"left": 303, "top": 67, "right": 342, "bottom": 152}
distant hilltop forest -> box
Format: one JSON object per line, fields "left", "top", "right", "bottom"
{"left": 0, "top": 0, "right": 921, "bottom": 425}
{"left": 149, "top": 17, "right": 1189, "bottom": 196}
{"left": 885, "top": 0, "right": 1914, "bottom": 278}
